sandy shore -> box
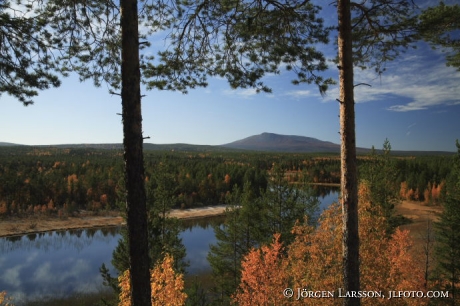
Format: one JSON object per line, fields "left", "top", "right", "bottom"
{"left": 395, "top": 200, "right": 442, "bottom": 241}
{"left": 0, "top": 200, "right": 440, "bottom": 238}
{"left": 0, "top": 205, "right": 229, "bottom": 238}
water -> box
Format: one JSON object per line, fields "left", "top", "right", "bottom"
{"left": 0, "top": 190, "right": 338, "bottom": 305}
{"left": 0, "top": 228, "right": 120, "bottom": 305}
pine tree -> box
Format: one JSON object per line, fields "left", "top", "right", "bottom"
{"left": 261, "top": 164, "right": 319, "bottom": 244}
{"left": 360, "top": 139, "right": 400, "bottom": 232}
{"left": 418, "top": 2, "right": 460, "bottom": 71}
{"left": 435, "top": 140, "right": 460, "bottom": 305}
{"left": 336, "top": 2, "right": 418, "bottom": 303}
{"left": 207, "top": 182, "right": 265, "bottom": 305}
{"left": 0, "top": 0, "right": 61, "bottom": 105}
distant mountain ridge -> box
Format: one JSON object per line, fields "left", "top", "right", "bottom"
{"left": 221, "top": 132, "right": 344, "bottom": 153}
{"left": 0, "top": 142, "right": 23, "bottom": 146}
{"left": 1, "top": 134, "right": 455, "bottom": 155}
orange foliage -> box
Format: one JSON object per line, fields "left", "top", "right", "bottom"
{"left": 236, "top": 183, "right": 427, "bottom": 306}
{"left": 33, "top": 205, "right": 41, "bottom": 214}
{"left": 67, "top": 174, "right": 78, "bottom": 192}
{"left": 118, "top": 254, "right": 187, "bottom": 306}
{"left": 400, "top": 181, "right": 408, "bottom": 199}
{"left": 0, "top": 201, "right": 7, "bottom": 216}
{"left": 414, "top": 188, "right": 420, "bottom": 201}
{"left": 47, "top": 199, "right": 55, "bottom": 211}
{"left": 224, "top": 174, "right": 231, "bottom": 185}
{"left": 406, "top": 188, "right": 415, "bottom": 201}
{"left": 233, "top": 234, "right": 288, "bottom": 306}
{"left": 100, "top": 194, "right": 108, "bottom": 205}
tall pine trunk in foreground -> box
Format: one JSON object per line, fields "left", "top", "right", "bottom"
{"left": 337, "top": 0, "right": 360, "bottom": 305}
{"left": 120, "top": 0, "right": 151, "bottom": 304}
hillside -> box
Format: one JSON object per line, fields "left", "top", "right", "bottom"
{"left": 221, "top": 132, "right": 345, "bottom": 153}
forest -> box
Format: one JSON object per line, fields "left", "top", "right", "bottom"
{"left": 0, "top": 143, "right": 459, "bottom": 305}
{"left": 0, "top": 146, "right": 452, "bottom": 217}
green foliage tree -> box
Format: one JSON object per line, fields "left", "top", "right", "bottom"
{"left": 261, "top": 164, "right": 319, "bottom": 243}
{"left": 435, "top": 140, "right": 460, "bottom": 305}
{"left": 207, "top": 182, "right": 265, "bottom": 305}
{"left": 102, "top": 160, "right": 186, "bottom": 304}
{"left": 360, "top": 139, "right": 400, "bottom": 231}
{"left": 208, "top": 167, "right": 318, "bottom": 305}
{"left": 419, "top": 2, "right": 460, "bottom": 71}
{"left": 0, "top": 0, "right": 61, "bottom": 105}
{"left": 32, "top": 0, "right": 333, "bottom": 302}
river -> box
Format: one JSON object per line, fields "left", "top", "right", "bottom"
{"left": 0, "top": 190, "right": 338, "bottom": 305}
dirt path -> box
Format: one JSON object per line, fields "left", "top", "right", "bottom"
{"left": 0, "top": 205, "right": 229, "bottom": 238}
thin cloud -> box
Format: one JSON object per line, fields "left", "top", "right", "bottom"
{"left": 223, "top": 88, "right": 260, "bottom": 98}
{"left": 285, "top": 90, "right": 313, "bottom": 98}
{"left": 321, "top": 48, "right": 460, "bottom": 112}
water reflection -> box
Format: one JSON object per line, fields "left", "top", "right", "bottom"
{"left": 0, "top": 228, "right": 121, "bottom": 305}
{"left": 0, "top": 191, "right": 338, "bottom": 305}
{"left": 180, "top": 216, "right": 225, "bottom": 275}
{"left": 1, "top": 227, "right": 119, "bottom": 254}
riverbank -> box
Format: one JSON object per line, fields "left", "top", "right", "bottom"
{"left": 0, "top": 205, "right": 229, "bottom": 238}
{"left": 0, "top": 200, "right": 439, "bottom": 238}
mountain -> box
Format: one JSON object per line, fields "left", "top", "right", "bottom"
{"left": 221, "top": 132, "right": 345, "bottom": 153}
{"left": 1, "top": 135, "right": 454, "bottom": 155}
{"left": 0, "top": 142, "right": 23, "bottom": 146}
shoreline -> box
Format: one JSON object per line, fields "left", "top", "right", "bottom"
{"left": 0, "top": 200, "right": 440, "bottom": 238}
{"left": 0, "top": 205, "right": 229, "bottom": 238}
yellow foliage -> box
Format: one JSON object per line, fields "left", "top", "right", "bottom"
{"left": 118, "top": 254, "right": 187, "bottom": 306}
{"left": 0, "top": 291, "right": 13, "bottom": 306}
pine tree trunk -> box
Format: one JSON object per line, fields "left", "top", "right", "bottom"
{"left": 120, "top": 0, "right": 151, "bottom": 304}
{"left": 337, "top": 0, "right": 360, "bottom": 305}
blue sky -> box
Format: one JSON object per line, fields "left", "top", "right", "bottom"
{"left": 1, "top": 1, "right": 459, "bottom": 152}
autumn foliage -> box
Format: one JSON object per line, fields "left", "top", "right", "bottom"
{"left": 118, "top": 254, "right": 187, "bottom": 306}
{"left": 0, "top": 291, "right": 13, "bottom": 306}
{"left": 234, "top": 183, "right": 427, "bottom": 306}
{"left": 400, "top": 180, "right": 444, "bottom": 204}
{"left": 232, "top": 233, "right": 289, "bottom": 305}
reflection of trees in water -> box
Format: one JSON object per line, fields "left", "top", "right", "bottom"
{"left": 0, "top": 226, "right": 121, "bottom": 254}
{"left": 311, "top": 185, "right": 340, "bottom": 199}
{"left": 181, "top": 215, "right": 225, "bottom": 231}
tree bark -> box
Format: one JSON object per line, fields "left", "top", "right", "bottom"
{"left": 120, "top": 0, "right": 151, "bottom": 304}
{"left": 337, "top": 0, "right": 360, "bottom": 305}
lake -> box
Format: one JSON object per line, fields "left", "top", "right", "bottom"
{"left": 0, "top": 190, "right": 338, "bottom": 305}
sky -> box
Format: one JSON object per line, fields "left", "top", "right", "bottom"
{"left": 1, "top": 1, "right": 459, "bottom": 152}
